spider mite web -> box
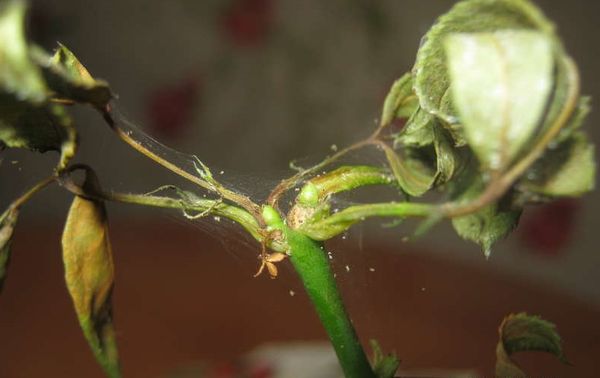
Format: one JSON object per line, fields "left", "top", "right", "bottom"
{"left": 109, "top": 102, "right": 393, "bottom": 285}
{"left": 110, "top": 102, "right": 285, "bottom": 201}
{"left": 108, "top": 103, "right": 276, "bottom": 262}
{"left": 109, "top": 101, "right": 396, "bottom": 339}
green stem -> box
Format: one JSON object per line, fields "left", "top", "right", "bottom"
{"left": 285, "top": 226, "right": 375, "bottom": 378}
{"left": 267, "top": 139, "right": 374, "bottom": 209}
{"left": 59, "top": 176, "right": 291, "bottom": 252}
{"left": 102, "top": 111, "right": 263, "bottom": 222}
{"left": 308, "top": 165, "right": 395, "bottom": 199}
{"left": 300, "top": 202, "right": 434, "bottom": 240}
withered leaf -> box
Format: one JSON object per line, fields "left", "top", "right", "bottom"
{"left": 32, "top": 43, "right": 113, "bottom": 109}
{"left": 62, "top": 171, "right": 120, "bottom": 378}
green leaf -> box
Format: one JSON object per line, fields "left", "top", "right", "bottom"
{"left": 444, "top": 30, "right": 554, "bottom": 170}
{"left": 413, "top": 0, "right": 557, "bottom": 126}
{"left": 31, "top": 43, "right": 113, "bottom": 109}
{"left": 395, "top": 115, "right": 465, "bottom": 188}
{"left": 451, "top": 167, "right": 521, "bottom": 256}
{"left": 0, "top": 0, "right": 47, "bottom": 103}
{"left": 380, "top": 72, "right": 418, "bottom": 127}
{"left": 496, "top": 313, "right": 568, "bottom": 377}
{"left": 0, "top": 208, "right": 18, "bottom": 293}
{"left": 523, "top": 132, "right": 595, "bottom": 197}
{"left": 62, "top": 171, "right": 120, "bottom": 378}
{"left": 370, "top": 340, "right": 400, "bottom": 378}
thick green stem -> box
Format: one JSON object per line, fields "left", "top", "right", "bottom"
{"left": 285, "top": 226, "right": 375, "bottom": 378}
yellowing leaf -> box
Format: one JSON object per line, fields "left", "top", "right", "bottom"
{"left": 0, "top": 208, "right": 19, "bottom": 293}
{"left": 445, "top": 31, "right": 554, "bottom": 170}
{"left": 62, "top": 172, "right": 120, "bottom": 378}
{"left": 496, "top": 313, "right": 568, "bottom": 377}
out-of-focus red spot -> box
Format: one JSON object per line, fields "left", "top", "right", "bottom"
{"left": 146, "top": 76, "right": 200, "bottom": 139}
{"left": 211, "top": 362, "right": 237, "bottom": 378}
{"left": 220, "top": 0, "right": 274, "bottom": 47}
{"left": 248, "top": 362, "right": 273, "bottom": 378}
{"left": 519, "top": 198, "right": 580, "bottom": 257}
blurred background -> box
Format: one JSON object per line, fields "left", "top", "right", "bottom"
{"left": 1, "top": 0, "right": 599, "bottom": 377}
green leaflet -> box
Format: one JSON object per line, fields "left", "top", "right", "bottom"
{"left": 496, "top": 313, "right": 568, "bottom": 377}
{"left": 32, "top": 43, "right": 113, "bottom": 109}
{"left": 0, "top": 1, "right": 77, "bottom": 170}
{"left": 370, "top": 339, "right": 400, "bottom": 378}
{"left": 413, "top": 0, "right": 558, "bottom": 126}
{"left": 0, "top": 208, "right": 18, "bottom": 293}
{"left": 379, "top": 72, "right": 418, "bottom": 128}
{"left": 523, "top": 132, "right": 595, "bottom": 197}
{"left": 62, "top": 172, "right": 120, "bottom": 378}
{"left": 444, "top": 30, "right": 554, "bottom": 170}
{"left": 450, "top": 165, "right": 521, "bottom": 256}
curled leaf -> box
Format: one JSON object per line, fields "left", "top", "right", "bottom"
{"left": 383, "top": 143, "right": 435, "bottom": 197}
{"left": 413, "top": 0, "right": 558, "bottom": 126}
{"left": 380, "top": 72, "right": 418, "bottom": 127}
{"left": 394, "top": 106, "right": 436, "bottom": 148}
{"left": 391, "top": 100, "right": 466, "bottom": 198}
{"left": 496, "top": 313, "right": 568, "bottom": 377}
{"left": 62, "top": 171, "right": 120, "bottom": 377}
{"left": 32, "top": 43, "right": 113, "bottom": 109}
{"left": 0, "top": 208, "right": 19, "bottom": 293}
{"left": 450, "top": 165, "right": 521, "bottom": 256}
{"left": 444, "top": 30, "right": 554, "bottom": 170}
